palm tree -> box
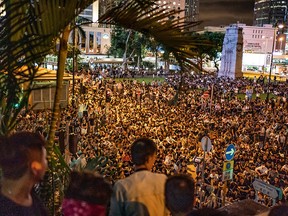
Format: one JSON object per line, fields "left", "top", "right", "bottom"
{"left": 147, "top": 38, "right": 161, "bottom": 72}
{"left": 0, "top": 0, "right": 97, "bottom": 214}
{"left": 98, "top": 0, "right": 211, "bottom": 103}
{"left": 99, "top": 0, "right": 206, "bottom": 71}
{"left": 0, "top": 0, "right": 96, "bottom": 136}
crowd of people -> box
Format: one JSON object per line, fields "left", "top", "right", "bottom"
{"left": 13, "top": 68, "right": 288, "bottom": 211}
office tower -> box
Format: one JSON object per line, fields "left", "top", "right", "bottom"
{"left": 254, "top": 0, "right": 288, "bottom": 26}
{"left": 185, "top": 0, "right": 199, "bottom": 23}
{"left": 149, "top": 0, "right": 184, "bottom": 21}
{"left": 79, "top": 2, "right": 99, "bottom": 22}
{"left": 156, "top": 0, "right": 199, "bottom": 30}
{"left": 98, "top": 0, "right": 118, "bottom": 17}
{"left": 98, "top": 0, "right": 199, "bottom": 24}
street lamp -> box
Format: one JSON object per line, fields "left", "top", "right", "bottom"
{"left": 279, "top": 37, "right": 284, "bottom": 53}
{"left": 266, "top": 23, "right": 284, "bottom": 103}
{"left": 262, "top": 35, "right": 272, "bottom": 72}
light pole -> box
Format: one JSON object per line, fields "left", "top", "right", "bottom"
{"left": 279, "top": 37, "right": 284, "bottom": 54}
{"left": 262, "top": 36, "right": 270, "bottom": 72}
{"left": 266, "top": 23, "right": 284, "bottom": 103}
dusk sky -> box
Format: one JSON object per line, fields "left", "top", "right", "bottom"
{"left": 199, "top": 0, "right": 255, "bottom": 27}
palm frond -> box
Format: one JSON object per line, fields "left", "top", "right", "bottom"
{"left": 70, "top": 16, "right": 93, "bottom": 44}
{"left": 0, "top": 0, "right": 96, "bottom": 135}
{"left": 98, "top": 0, "right": 211, "bottom": 73}
{"left": 1, "top": 1, "right": 97, "bottom": 214}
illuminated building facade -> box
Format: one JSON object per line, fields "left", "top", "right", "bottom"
{"left": 185, "top": 0, "right": 199, "bottom": 23}
{"left": 254, "top": 0, "right": 288, "bottom": 26}
{"left": 156, "top": 0, "right": 199, "bottom": 23}
{"left": 76, "top": 1, "right": 111, "bottom": 55}
{"left": 76, "top": 0, "right": 200, "bottom": 55}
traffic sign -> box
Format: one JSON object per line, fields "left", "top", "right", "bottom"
{"left": 222, "top": 169, "right": 233, "bottom": 181}
{"left": 276, "top": 188, "right": 283, "bottom": 200}
{"left": 252, "top": 179, "right": 280, "bottom": 199}
{"left": 201, "top": 136, "right": 212, "bottom": 152}
{"left": 225, "top": 144, "right": 235, "bottom": 161}
{"left": 223, "top": 160, "right": 234, "bottom": 171}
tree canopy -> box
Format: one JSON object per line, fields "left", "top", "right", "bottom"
{"left": 98, "top": 0, "right": 209, "bottom": 74}
{"left": 192, "top": 31, "right": 224, "bottom": 72}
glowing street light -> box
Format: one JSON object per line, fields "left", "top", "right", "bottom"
{"left": 266, "top": 23, "right": 284, "bottom": 103}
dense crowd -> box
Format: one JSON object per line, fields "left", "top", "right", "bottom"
{"left": 14, "top": 69, "right": 288, "bottom": 209}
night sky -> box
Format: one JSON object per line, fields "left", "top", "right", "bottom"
{"left": 199, "top": 0, "right": 255, "bottom": 27}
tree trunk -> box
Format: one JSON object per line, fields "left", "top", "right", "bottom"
{"left": 47, "top": 25, "right": 70, "bottom": 153}
{"left": 137, "top": 55, "right": 141, "bottom": 70}
{"left": 165, "top": 59, "right": 169, "bottom": 73}
{"left": 72, "top": 19, "right": 77, "bottom": 98}
{"left": 199, "top": 56, "right": 203, "bottom": 72}
{"left": 74, "top": 27, "right": 80, "bottom": 72}
{"left": 40, "top": 24, "right": 71, "bottom": 216}
{"left": 169, "top": 72, "right": 183, "bottom": 105}
{"left": 155, "top": 49, "right": 158, "bottom": 72}
{"left": 214, "top": 60, "right": 219, "bottom": 72}
{"left": 122, "top": 30, "right": 132, "bottom": 71}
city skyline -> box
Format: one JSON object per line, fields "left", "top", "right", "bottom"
{"left": 199, "top": 0, "right": 254, "bottom": 27}
{"left": 80, "top": 0, "right": 256, "bottom": 28}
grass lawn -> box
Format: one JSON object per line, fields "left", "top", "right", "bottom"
{"left": 113, "top": 76, "right": 165, "bottom": 83}
{"left": 237, "top": 93, "right": 277, "bottom": 100}
{"left": 110, "top": 76, "right": 280, "bottom": 100}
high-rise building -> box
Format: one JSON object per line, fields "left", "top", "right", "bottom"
{"left": 97, "top": 0, "right": 199, "bottom": 24}
{"left": 254, "top": 0, "right": 288, "bottom": 27}
{"left": 79, "top": 2, "right": 99, "bottom": 22}
{"left": 76, "top": 1, "right": 112, "bottom": 55}
{"left": 185, "top": 0, "right": 199, "bottom": 23}
{"left": 79, "top": 0, "right": 117, "bottom": 23}
{"left": 155, "top": 0, "right": 185, "bottom": 21}
{"left": 156, "top": 0, "right": 199, "bottom": 28}
{"left": 98, "top": 0, "right": 117, "bottom": 18}
{"left": 76, "top": 0, "right": 200, "bottom": 55}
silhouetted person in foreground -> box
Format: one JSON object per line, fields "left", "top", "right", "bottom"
{"left": 188, "top": 208, "right": 228, "bottom": 216}
{"left": 109, "top": 138, "right": 169, "bottom": 216}
{"left": 62, "top": 170, "right": 112, "bottom": 216}
{"left": 0, "top": 132, "right": 48, "bottom": 216}
{"left": 165, "top": 174, "right": 195, "bottom": 216}
{"left": 268, "top": 204, "right": 288, "bottom": 216}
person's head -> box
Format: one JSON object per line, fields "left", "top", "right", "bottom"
{"left": 188, "top": 208, "right": 228, "bottom": 216}
{"left": 131, "top": 138, "right": 157, "bottom": 169}
{"left": 268, "top": 204, "right": 288, "bottom": 216}
{"left": 0, "top": 131, "right": 47, "bottom": 181}
{"left": 63, "top": 171, "right": 112, "bottom": 216}
{"left": 65, "top": 171, "right": 112, "bottom": 204}
{"left": 165, "top": 174, "right": 195, "bottom": 216}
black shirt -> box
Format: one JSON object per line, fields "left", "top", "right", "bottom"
{"left": 0, "top": 191, "right": 48, "bottom": 216}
